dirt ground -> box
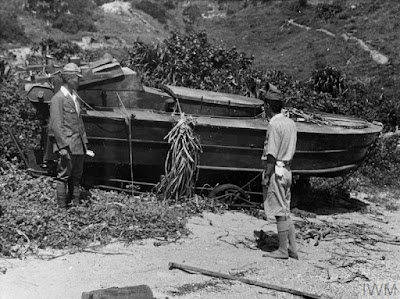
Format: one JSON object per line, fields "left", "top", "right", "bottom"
{"left": 1, "top": 193, "right": 400, "bottom": 299}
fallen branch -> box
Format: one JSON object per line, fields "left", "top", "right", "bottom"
{"left": 81, "top": 249, "right": 134, "bottom": 255}
{"left": 16, "top": 228, "right": 31, "bottom": 256}
{"left": 169, "top": 262, "right": 324, "bottom": 299}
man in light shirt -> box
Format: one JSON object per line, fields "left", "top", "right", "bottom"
{"left": 261, "top": 85, "right": 298, "bottom": 259}
{"left": 49, "top": 63, "right": 88, "bottom": 208}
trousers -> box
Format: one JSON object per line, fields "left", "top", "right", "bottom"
{"left": 57, "top": 154, "right": 85, "bottom": 188}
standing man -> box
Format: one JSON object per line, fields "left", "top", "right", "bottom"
{"left": 261, "top": 85, "right": 298, "bottom": 259}
{"left": 49, "top": 63, "right": 88, "bottom": 208}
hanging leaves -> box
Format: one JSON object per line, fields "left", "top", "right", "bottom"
{"left": 156, "top": 113, "right": 202, "bottom": 201}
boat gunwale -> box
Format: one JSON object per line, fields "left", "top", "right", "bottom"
{"left": 85, "top": 108, "right": 383, "bottom": 135}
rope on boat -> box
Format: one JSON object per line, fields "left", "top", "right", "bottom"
{"left": 116, "top": 92, "right": 135, "bottom": 197}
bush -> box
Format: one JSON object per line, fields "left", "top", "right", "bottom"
{"left": 0, "top": 80, "right": 41, "bottom": 161}
{"left": 311, "top": 66, "right": 347, "bottom": 98}
{"left": 135, "top": 0, "right": 169, "bottom": 24}
{"left": 163, "top": 0, "right": 176, "bottom": 10}
{"left": 358, "top": 135, "right": 400, "bottom": 187}
{"left": 128, "top": 31, "right": 257, "bottom": 95}
{"left": 182, "top": 4, "right": 202, "bottom": 24}
{"left": 0, "top": 11, "right": 26, "bottom": 43}
{"left": 315, "top": 1, "right": 344, "bottom": 20}
{"left": 31, "top": 38, "right": 84, "bottom": 61}
{"left": 53, "top": 14, "right": 97, "bottom": 34}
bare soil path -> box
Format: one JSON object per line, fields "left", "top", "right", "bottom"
{"left": 1, "top": 202, "right": 400, "bottom": 299}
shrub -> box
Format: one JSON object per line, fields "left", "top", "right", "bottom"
{"left": 0, "top": 11, "right": 26, "bottom": 43}
{"left": 128, "top": 31, "right": 257, "bottom": 95}
{"left": 311, "top": 66, "right": 347, "bottom": 98}
{"left": 31, "top": 38, "right": 83, "bottom": 61}
{"left": 135, "top": 0, "right": 169, "bottom": 24}
{"left": 53, "top": 14, "right": 97, "bottom": 34}
{"left": 0, "top": 80, "right": 41, "bottom": 161}
{"left": 163, "top": 0, "right": 175, "bottom": 10}
{"left": 315, "top": 1, "right": 344, "bottom": 20}
{"left": 182, "top": 4, "right": 202, "bottom": 24}
{"left": 358, "top": 135, "right": 400, "bottom": 187}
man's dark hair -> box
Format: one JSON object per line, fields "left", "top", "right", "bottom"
{"left": 267, "top": 99, "right": 283, "bottom": 113}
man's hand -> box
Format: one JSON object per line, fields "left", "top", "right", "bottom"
{"left": 261, "top": 170, "right": 269, "bottom": 187}
{"left": 59, "top": 148, "right": 70, "bottom": 159}
{"left": 261, "top": 177, "right": 269, "bottom": 187}
{"left": 86, "top": 149, "right": 95, "bottom": 157}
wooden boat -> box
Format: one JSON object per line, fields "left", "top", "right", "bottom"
{"left": 24, "top": 58, "right": 382, "bottom": 193}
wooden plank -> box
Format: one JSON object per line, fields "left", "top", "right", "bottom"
{"left": 169, "top": 262, "right": 322, "bottom": 299}
{"left": 81, "top": 285, "right": 153, "bottom": 299}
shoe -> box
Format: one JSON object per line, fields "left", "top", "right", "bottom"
{"left": 288, "top": 248, "right": 299, "bottom": 260}
{"left": 262, "top": 249, "right": 289, "bottom": 259}
{"left": 56, "top": 181, "right": 68, "bottom": 208}
{"left": 70, "top": 186, "right": 81, "bottom": 206}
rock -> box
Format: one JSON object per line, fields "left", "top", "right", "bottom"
{"left": 101, "top": 1, "right": 131, "bottom": 15}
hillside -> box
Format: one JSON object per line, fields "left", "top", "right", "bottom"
{"left": 5, "top": 1, "right": 399, "bottom": 77}
{"left": 2, "top": 0, "right": 399, "bottom": 104}
{"left": 197, "top": 0, "right": 399, "bottom": 86}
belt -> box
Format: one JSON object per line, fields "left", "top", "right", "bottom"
{"left": 276, "top": 161, "right": 290, "bottom": 167}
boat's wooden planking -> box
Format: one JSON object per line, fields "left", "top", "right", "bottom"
{"left": 61, "top": 108, "right": 382, "bottom": 178}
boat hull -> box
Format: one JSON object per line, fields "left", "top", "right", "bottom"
{"left": 44, "top": 108, "right": 382, "bottom": 187}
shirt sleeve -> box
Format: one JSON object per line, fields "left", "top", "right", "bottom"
{"left": 49, "top": 95, "right": 69, "bottom": 150}
{"left": 265, "top": 124, "right": 280, "bottom": 159}
{"left": 261, "top": 130, "right": 269, "bottom": 161}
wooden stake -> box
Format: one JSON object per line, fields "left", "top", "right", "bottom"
{"left": 169, "top": 262, "right": 323, "bottom": 299}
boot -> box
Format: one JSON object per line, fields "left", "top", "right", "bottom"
{"left": 56, "top": 181, "right": 68, "bottom": 208}
{"left": 71, "top": 185, "right": 81, "bottom": 206}
{"left": 288, "top": 217, "right": 299, "bottom": 260}
{"left": 263, "top": 219, "right": 289, "bottom": 259}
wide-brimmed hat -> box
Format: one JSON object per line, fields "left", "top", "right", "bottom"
{"left": 61, "top": 63, "right": 82, "bottom": 77}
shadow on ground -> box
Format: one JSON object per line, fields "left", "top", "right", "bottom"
{"left": 292, "top": 187, "right": 368, "bottom": 216}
